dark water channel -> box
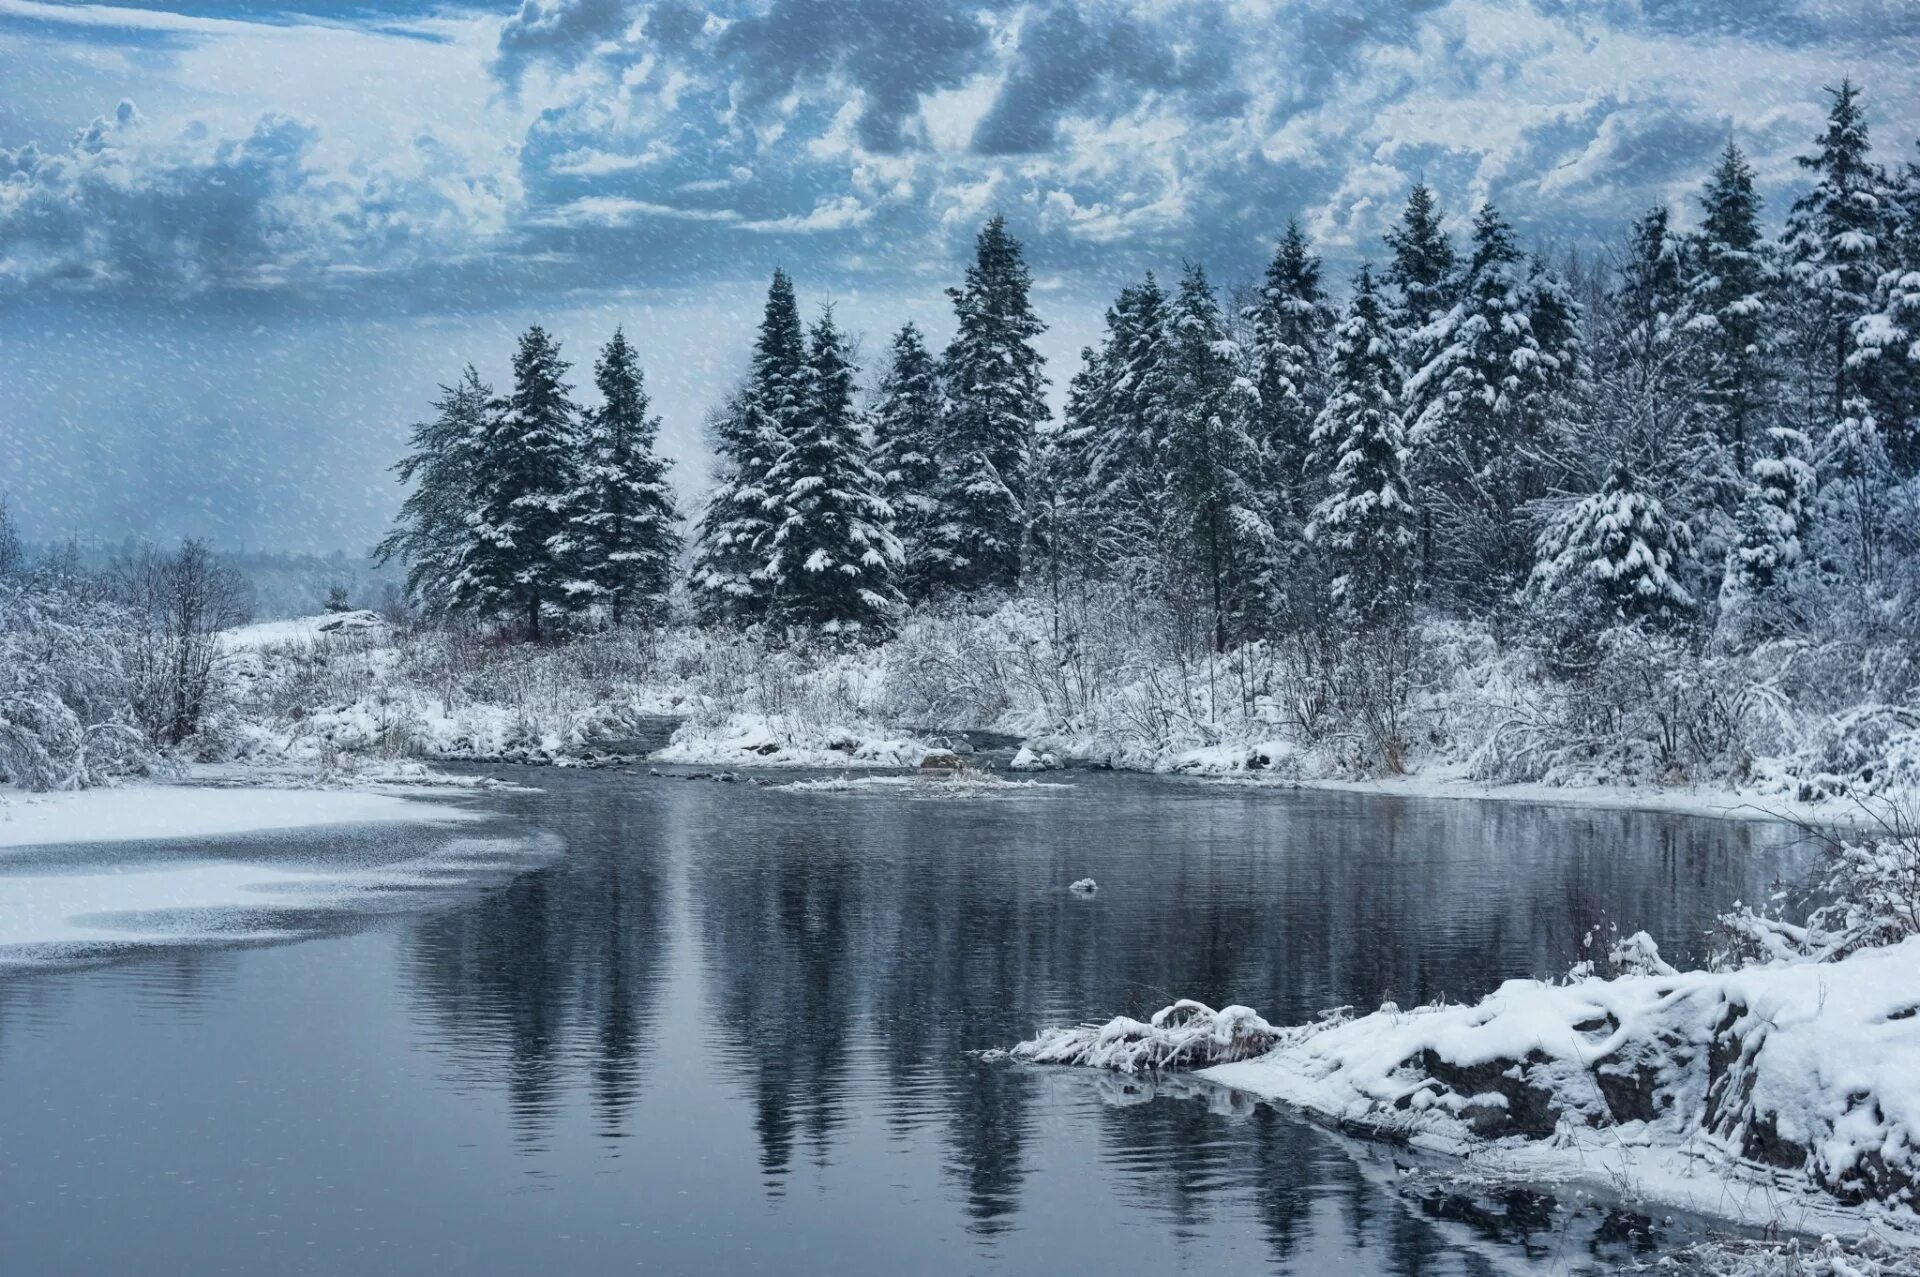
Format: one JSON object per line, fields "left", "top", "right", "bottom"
{"left": 0, "top": 767, "right": 1808, "bottom": 1274}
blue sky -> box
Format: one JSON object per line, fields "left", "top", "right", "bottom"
{"left": 5, "top": 0, "right": 1920, "bottom": 551}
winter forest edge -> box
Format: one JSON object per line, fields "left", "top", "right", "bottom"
{"left": 10, "top": 74, "right": 1920, "bottom": 1257}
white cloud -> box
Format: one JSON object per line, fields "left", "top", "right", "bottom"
{"left": 737, "top": 194, "right": 873, "bottom": 233}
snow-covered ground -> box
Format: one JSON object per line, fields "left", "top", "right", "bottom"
{"left": 0, "top": 781, "right": 477, "bottom": 850}
{"left": 0, "top": 775, "right": 543, "bottom": 968}
{"left": 219, "top": 609, "right": 386, "bottom": 649}
{"left": 651, "top": 713, "right": 932, "bottom": 769}
{"left": 185, "top": 606, "right": 1920, "bottom": 837}
{"left": 999, "top": 931, "right": 1920, "bottom": 1240}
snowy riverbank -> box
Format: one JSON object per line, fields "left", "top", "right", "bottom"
{"left": 996, "top": 810, "right": 1920, "bottom": 1243}
{"left": 0, "top": 771, "right": 544, "bottom": 969}
{"left": 0, "top": 775, "right": 480, "bottom": 850}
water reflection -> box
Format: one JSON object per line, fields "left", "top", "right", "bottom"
{"left": 394, "top": 769, "right": 1799, "bottom": 1263}
{"left": 0, "top": 768, "right": 1804, "bottom": 1275}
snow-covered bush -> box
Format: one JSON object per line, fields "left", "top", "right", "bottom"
{"left": 0, "top": 575, "right": 148, "bottom": 789}
{"left": 1716, "top": 801, "right": 1920, "bottom": 966}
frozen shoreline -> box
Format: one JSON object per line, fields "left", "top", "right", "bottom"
{"left": 0, "top": 779, "right": 480, "bottom": 851}
{"left": 999, "top": 935, "right": 1920, "bottom": 1243}
{"left": 0, "top": 774, "right": 543, "bottom": 969}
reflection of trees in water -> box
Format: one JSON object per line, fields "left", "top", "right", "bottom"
{"left": 401, "top": 792, "right": 669, "bottom": 1152}
{"left": 697, "top": 831, "right": 859, "bottom": 1189}
{"left": 396, "top": 771, "right": 1791, "bottom": 1256}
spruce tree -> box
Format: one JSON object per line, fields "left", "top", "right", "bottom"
{"left": 1786, "top": 79, "right": 1886, "bottom": 430}
{"left": 690, "top": 269, "right": 807, "bottom": 624}
{"left": 573, "top": 327, "right": 680, "bottom": 627}
{"left": 1619, "top": 205, "right": 1687, "bottom": 354}
{"left": 1855, "top": 155, "right": 1920, "bottom": 474}
{"left": 1385, "top": 183, "right": 1459, "bottom": 421}
{"left": 1725, "top": 426, "right": 1817, "bottom": 599}
{"left": 1246, "top": 220, "right": 1336, "bottom": 503}
{"left": 1608, "top": 204, "right": 1709, "bottom": 475}
{"left": 1528, "top": 467, "right": 1694, "bottom": 627}
{"left": 867, "top": 323, "right": 944, "bottom": 602}
{"left": 457, "top": 327, "right": 582, "bottom": 639}
{"left": 1407, "top": 201, "right": 1583, "bottom": 605}
{"left": 763, "top": 309, "right": 901, "bottom": 636}
{"left": 1077, "top": 273, "right": 1173, "bottom": 565}
{"left": 1161, "top": 263, "right": 1275, "bottom": 648}
{"left": 375, "top": 366, "right": 497, "bottom": 614}
{"left": 932, "top": 215, "right": 1049, "bottom": 595}
{"left": 1686, "top": 140, "right": 1777, "bottom": 481}
{"left": 1307, "top": 265, "right": 1416, "bottom": 621}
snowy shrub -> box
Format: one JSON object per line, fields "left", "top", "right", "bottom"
{"left": 0, "top": 576, "right": 148, "bottom": 790}
{"left": 1716, "top": 800, "right": 1920, "bottom": 966}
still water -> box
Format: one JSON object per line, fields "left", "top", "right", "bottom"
{"left": 0, "top": 768, "right": 1806, "bottom": 1275}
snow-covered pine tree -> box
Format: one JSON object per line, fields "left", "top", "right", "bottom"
{"left": 1384, "top": 183, "right": 1459, "bottom": 423}
{"left": 1685, "top": 139, "right": 1778, "bottom": 482}
{"left": 375, "top": 365, "right": 497, "bottom": 614}
{"left": 1076, "top": 273, "right": 1173, "bottom": 566}
{"left": 1618, "top": 205, "right": 1688, "bottom": 357}
{"left": 1407, "top": 201, "right": 1584, "bottom": 606}
{"left": 1161, "top": 263, "right": 1275, "bottom": 648}
{"left": 572, "top": 327, "right": 680, "bottom": 627}
{"left": 1528, "top": 467, "right": 1694, "bottom": 627}
{"left": 1854, "top": 154, "right": 1920, "bottom": 475}
{"left": 1042, "top": 343, "right": 1108, "bottom": 576}
{"left": 867, "top": 323, "right": 944, "bottom": 602}
{"left": 1245, "top": 220, "right": 1336, "bottom": 508}
{"left": 932, "top": 215, "right": 1049, "bottom": 596}
{"left": 1590, "top": 205, "right": 1719, "bottom": 577}
{"left": 1786, "top": 79, "right": 1887, "bottom": 433}
{"left": 763, "top": 309, "right": 901, "bottom": 637}
{"left": 1307, "top": 265, "right": 1415, "bottom": 622}
{"left": 1723, "top": 425, "right": 1817, "bottom": 621}
{"left": 455, "top": 327, "right": 583, "bottom": 639}
{"left": 1786, "top": 83, "right": 1900, "bottom": 582}
{"left": 690, "top": 269, "right": 807, "bottom": 625}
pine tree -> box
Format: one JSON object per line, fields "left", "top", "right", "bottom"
{"left": 763, "top": 309, "right": 901, "bottom": 636}
{"left": 375, "top": 366, "right": 497, "bottom": 614}
{"left": 867, "top": 323, "right": 944, "bottom": 602}
{"left": 573, "top": 327, "right": 680, "bottom": 627}
{"left": 1686, "top": 139, "right": 1777, "bottom": 480}
{"left": 1307, "top": 265, "right": 1416, "bottom": 621}
{"left": 1076, "top": 273, "right": 1173, "bottom": 564}
{"left": 1786, "top": 79, "right": 1886, "bottom": 431}
{"left": 1385, "top": 183, "right": 1459, "bottom": 420}
{"left": 1725, "top": 425, "right": 1817, "bottom": 600}
{"left": 453, "top": 327, "right": 583, "bottom": 639}
{"left": 932, "top": 215, "right": 1049, "bottom": 595}
{"left": 1407, "top": 201, "right": 1583, "bottom": 605}
{"left": 1618, "top": 205, "right": 1687, "bottom": 355}
{"left": 1855, "top": 155, "right": 1920, "bottom": 474}
{"left": 1161, "top": 263, "right": 1275, "bottom": 648}
{"left": 1246, "top": 220, "right": 1336, "bottom": 505}
{"left": 690, "top": 269, "right": 807, "bottom": 624}
{"left": 1528, "top": 467, "right": 1694, "bottom": 626}
{"left": 1606, "top": 205, "right": 1710, "bottom": 478}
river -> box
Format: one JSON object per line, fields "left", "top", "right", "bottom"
{"left": 0, "top": 767, "right": 1808, "bottom": 1274}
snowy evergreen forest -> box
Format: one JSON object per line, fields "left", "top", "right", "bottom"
{"left": 6, "top": 79, "right": 1920, "bottom": 795}
{"left": 381, "top": 81, "right": 1919, "bottom": 651}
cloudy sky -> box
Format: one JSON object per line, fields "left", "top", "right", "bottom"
{"left": 5, "top": 0, "right": 1919, "bottom": 551}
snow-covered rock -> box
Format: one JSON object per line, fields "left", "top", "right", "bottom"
{"left": 221, "top": 611, "right": 386, "bottom": 650}
{"left": 1000, "top": 939, "right": 1920, "bottom": 1226}
{"left": 1069, "top": 877, "right": 1098, "bottom": 894}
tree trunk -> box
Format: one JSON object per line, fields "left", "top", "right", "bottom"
{"left": 527, "top": 590, "right": 541, "bottom": 642}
